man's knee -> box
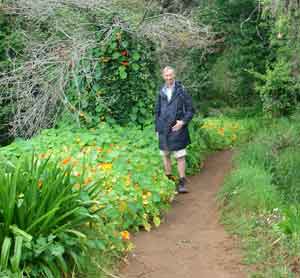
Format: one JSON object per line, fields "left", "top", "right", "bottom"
{"left": 160, "top": 150, "right": 171, "bottom": 159}
{"left": 174, "top": 149, "right": 187, "bottom": 159}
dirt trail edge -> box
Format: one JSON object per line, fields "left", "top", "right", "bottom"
{"left": 119, "top": 150, "right": 246, "bottom": 278}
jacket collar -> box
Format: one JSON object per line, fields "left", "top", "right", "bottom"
{"left": 160, "top": 80, "right": 181, "bottom": 104}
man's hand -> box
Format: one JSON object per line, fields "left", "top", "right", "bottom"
{"left": 172, "top": 120, "right": 184, "bottom": 132}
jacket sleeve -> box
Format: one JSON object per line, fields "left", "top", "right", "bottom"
{"left": 182, "top": 88, "right": 195, "bottom": 125}
{"left": 154, "top": 93, "right": 161, "bottom": 132}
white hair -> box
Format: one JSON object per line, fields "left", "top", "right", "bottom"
{"left": 162, "top": 66, "right": 176, "bottom": 75}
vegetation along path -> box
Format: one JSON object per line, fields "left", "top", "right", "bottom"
{"left": 120, "top": 150, "right": 246, "bottom": 278}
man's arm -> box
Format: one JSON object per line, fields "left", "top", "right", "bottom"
{"left": 172, "top": 88, "right": 195, "bottom": 132}
{"left": 154, "top": 93, "right": 161, "bottom": 133}
{"left": 181, "top": 88, "right": 195, "bottom": 125}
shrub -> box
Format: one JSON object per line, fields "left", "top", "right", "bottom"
{"left": 66, "top": 28, "right": 159, "bottom": 127}
{"left": 253, "top": 59, "right": 299, "bottom": 117}
{"left": 0, "top": 155, "right": 100, "bottom": 277}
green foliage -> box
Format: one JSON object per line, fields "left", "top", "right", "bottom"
{"left": 278, "top": 206, "right": 300, "bottom": 237}
{"left": 0, "top": 114, "right": 250, "bottom": 276}
{"left": 219, "top": 113, "right": 300, "bottom": 275}
{"left": 220, "top": 166, "right": 280, "bottom": 213}
{"left": 0, "top": 155, "right": 100, "bottom": 277}
{"left": 184, "top": 0, "right": 271, "bottom": 108}
{"left": 0, "top": 14, "right": 25, "bottom": 71}
{"left": 252, "top": 59, "right": 299, "bottom": 117}
{"left": 66, "top": 28, "right": 159, "bottom": 126}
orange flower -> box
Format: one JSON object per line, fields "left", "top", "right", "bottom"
{"left": 217, "top": 127, "right": 225, "bottom": 136}
{"left": 97, "top": 147, "right": 103, "bottom": 153}
{"left": 62, "top": 157, "right": 71, "bottom": 165}
{"left": 84, "top": 177, "right": 92, "bottom": 185}
{"left": 39, "top": 153, "right": 47, "bottom": 159}
{"left": 121, "top": 61, "right": 129, "bottom": 66}
{"left": 120, "top": 231, "right": 130, "bottom": 241}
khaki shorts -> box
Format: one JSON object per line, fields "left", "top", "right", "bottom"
{"left": 160, "top": 149, "right": 187, "bottom": 159}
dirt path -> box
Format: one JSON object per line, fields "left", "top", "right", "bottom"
{"left": 119, "top": 150, "right": 246, "bottom": 278}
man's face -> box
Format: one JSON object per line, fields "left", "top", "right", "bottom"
{"left": 163, "top": 69, "right": 175, "bottom": 87}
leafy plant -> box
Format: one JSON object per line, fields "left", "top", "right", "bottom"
{"left": 278, "top": 206, "right": 300, "bottom": 237}
{"left": 253, "top": 59, "right": 299, "bottom": 117}
{"left": 0, "top": 155, "right": 100, "bottom": 277}
{"left": 66, "top": 27, "right": 159, "bottom": 127}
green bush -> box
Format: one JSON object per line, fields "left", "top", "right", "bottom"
{"left": 253, "top": 59, "right": 299, "bottom": 117}
{"left": 66, "top": 27, "right": 159, "bottom": 126}
{"left": 0, "top": 155, "right": 100, "bottom": 277}
{"left": 183, "top": 0, "right": 272, "bottom": 108}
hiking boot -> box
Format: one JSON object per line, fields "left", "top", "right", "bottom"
{"left": 177, "top": 177, "right": 188, "bottom": 194}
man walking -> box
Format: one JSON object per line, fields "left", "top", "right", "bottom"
{"left": 155, "top": 66, "right": 194, "bottom": 193}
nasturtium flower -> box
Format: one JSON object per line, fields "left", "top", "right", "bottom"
{"left": 98, "top": 162, "right": 113, "bottom": 171}
{"left": 62, "top": 157, "right": 71, "bottom": 165}
{"left": 73, "top": 171, "right": 81, "bottom": 177}
{"left": 84, "top": 177, "right": 92, "bottom": 185}
{"left": 120, "top": 230, "right": 130, "bottom": 241}
{"left": 121, "top": 50, "right": 128, "bottom": 56}
{"left": 38, "top": 180, "right": 43, "bottom": 189}
{"left": 218, "top": 128, "right": 225, "bottom": 136}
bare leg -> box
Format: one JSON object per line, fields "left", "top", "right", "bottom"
{"left": 177, "top": 156, "right": 186, "bottom": 178}
{"left": 177, "top": 156, "right": 188, "bottom": 193}
{"left": 163, "top": 153, "right": 172, "bottom": 175}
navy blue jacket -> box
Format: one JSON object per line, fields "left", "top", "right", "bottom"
{"left": 155, "top": 81, "right": 194, "bottom": 151}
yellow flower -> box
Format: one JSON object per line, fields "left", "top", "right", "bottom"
{"left": 119, "top": 201, "right": 127, "bottom": 212}
{"left": 38, "top": 180, "right": 43, "bottom": 189}
{"left": 142, "top": 194, "right": 149, "bottom": 205}
{"left": 98, "top": 162, "right": 113, "bottom": 171}
{"left": 231, "top": 134, "right": 237, "bottom": 141}
{"left": 120, "top": 230, "right": 130, "bottom": 241}
{"left": 124, "top": 174, "right": 131, "bottom": 186}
